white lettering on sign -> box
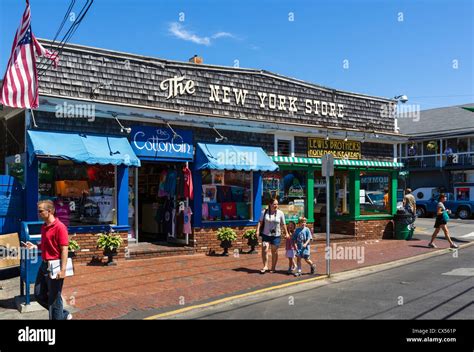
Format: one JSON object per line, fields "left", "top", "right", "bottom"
{"left": 305, "top": 99, "right": 344, "bottom": 117}
{"left": 133, "top": 130, "right": 191, "bottom": 154}
{"left": 160, "top": 76, "right": 195, "bottom": 99}
{"left": 209, "top": 85, "right": 248, "bottom": 105}
{"left": 158, "top": 76, "right": 345, "bottom": 117}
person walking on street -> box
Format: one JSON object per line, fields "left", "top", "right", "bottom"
{"left": 285, "top": 221, "right": 297, "bottom": 274}
{"left": 428, "top": 194, "right": 458, "bottom": 249}
{"left": 403, "top": 188, "right": 417, "bottom": 231}
{"left": 293, "top": 217, "right": 316, "bottom": 277}
{"left": 256, "top": 198, "right": 289, "bottom": 274}
{"left": 24, "top": 200, "right": 72, "bottom": 320}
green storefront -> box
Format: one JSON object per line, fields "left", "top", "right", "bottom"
{"left": 263, "top": 155, "right": 403, "bottom": 238}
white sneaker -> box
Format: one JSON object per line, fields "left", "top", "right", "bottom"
{"left": 66, "top": 313, "right": 73, "bottom": 320}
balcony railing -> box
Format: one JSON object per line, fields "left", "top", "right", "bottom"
{"left": 400, "top": 152, "right": 474, "bottom": 168}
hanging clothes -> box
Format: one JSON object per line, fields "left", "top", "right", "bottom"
{"left": 165, "top": 169, "right": 177, "bottom": 197}
{"left": 158, "top": 170, "right": 168, "bottom": 197}
{"left": 183, "top": 165, "right": 194, "bottom": 200}
{"left": 183, "top": 206, "right": 193, "bottom": 234}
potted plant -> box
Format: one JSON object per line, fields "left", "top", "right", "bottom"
{"left": 97, "top": 232, "right": 124, "bottom": 266}
{"left": 68, "top": 240, "right": 81, "bottom": 258}
{"left": 216, "top": 227, "right": 237, "bottom": 256}
{"left": 426, "top": 141, "right": 437, "bottom": 152}
{"left": 242, "top": 229, "right": 258, "bottom": 254}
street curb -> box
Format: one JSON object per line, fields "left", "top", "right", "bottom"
{"left": 143, "top": 241, "right": 474, "bottom": 320}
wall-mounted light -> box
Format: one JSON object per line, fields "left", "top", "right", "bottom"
{"left": 326, "top": 129, "right": 329, "bottom": 141}
{"left": 209, "top": 123, "right": 228, "bottom": 143}
{"left": 111, "top": 112, "right": 131, "bottom": 133}
{"left": 344, "top": 132, "right": 348, "bottom": 142}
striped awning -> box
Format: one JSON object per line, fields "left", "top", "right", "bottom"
{"left": 271, "top": 156, "right": 403, "bottom": 168}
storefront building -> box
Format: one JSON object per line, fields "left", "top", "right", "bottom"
{"left": 1, "top": 39, "right": 407, "bottom": 261}
{"left": 397, "top": 104, "right": 474, "bottom": 192}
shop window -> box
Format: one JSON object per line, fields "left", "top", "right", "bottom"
{"left": 470, "top": 138, "right": 474, "bottom": 152}
{"left": 263, "top": 170, "right": 306, "bottom": 221}
{"left": 277, "top": 140, "right": 291, "bottom": 156}
{"left": 359, "top": 172, "right": 391, "bottom": 215}
{"left": 38, "top": 161, "right": 116, "bottom": 226}
{"left": 201, "top": 170, "right": 252, "bottom": 222}
{"left": 313, "top": 172, "right": 326, "bottom": 215}
{"left": 334, "top": 172, "right": 350, "bottom": 215}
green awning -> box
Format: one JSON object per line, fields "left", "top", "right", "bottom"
{"left": 271, "top": 156, "right": 403, "bottom": 168}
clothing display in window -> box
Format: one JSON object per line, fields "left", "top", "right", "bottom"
{"left": 208, "top": 203, "right": 222, "bottom": 221}
{"left": 217, "top": 185, "right": 232, "bottom": 203}
{"left": 222, "top": 202, "right": 237, "bottom": 220}
{"left": 230, "top": 186, "right": 244, "bottom": 202}
{"left": 236, "top": 202, "right": 250, "bottom": 220}
{"left": 201, "top": 170, "right": 252, "bottom": 222}
{"left": 53, "top": 200, "right": 70, "bottom": 227}
{"left": 202, "top": 202, "right": 209, "bottom": 220}
{"left": 89, "top": 195, "right": 114, "bottom": 223}
{"left": 202, "top": 185, "right": 217, "bottom": 202}
{"left": 80, "top": 200, "right": 101, "bottom": 223}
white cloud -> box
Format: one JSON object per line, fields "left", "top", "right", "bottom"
{"left": 168, "top": 23, "right": 235, "bottom": 46}
{"left": 211, "top": 32, "right": 234, "bottom": 39}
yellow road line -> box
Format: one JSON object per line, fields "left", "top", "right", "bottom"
{"left": 143, "top": 274, "right": 328, "bottom": 320}
{"left": 144, "top": 241, "right": 474, "bottom": 320}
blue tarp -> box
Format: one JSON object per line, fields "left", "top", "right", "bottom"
{"left": 195, "top": 143, "right": 278, "bottom": 171}
{"left": 27, "top": 130, "right": 141, "bottom": 167}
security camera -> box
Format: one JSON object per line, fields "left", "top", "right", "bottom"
{"left": 400, "top": 95, "right": 408, "bottom": 103}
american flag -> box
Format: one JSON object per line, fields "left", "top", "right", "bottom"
{"left": 0, "top": 0, "right": 59, "bottom": 109}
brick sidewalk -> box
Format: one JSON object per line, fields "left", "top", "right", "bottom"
{"left": 61, "top": 237, "right": 452, "bottom": 319}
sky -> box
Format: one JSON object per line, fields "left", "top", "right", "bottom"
{"left": 0, "top": 0, "right": 473, "bottom": 110}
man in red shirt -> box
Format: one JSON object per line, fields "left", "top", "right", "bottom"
{"left": 24, "top": 200, "right": 72, "bottom": 320}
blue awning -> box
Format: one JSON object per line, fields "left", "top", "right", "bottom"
{"left": 195, "top": 143, "right": 278, "bottom": 171}
{"left": 27, "top": 130, "right": 141, "bottom": 167}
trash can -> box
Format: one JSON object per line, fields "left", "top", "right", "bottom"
{"left": 393, "top": 213, "right": 412, "bottom": 240}
{"left": 20, "top": 221, "right": 43, "bottom": 305}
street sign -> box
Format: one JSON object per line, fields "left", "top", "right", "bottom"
{"left": 322, "top": 153, "right": 334, "bottom": 177}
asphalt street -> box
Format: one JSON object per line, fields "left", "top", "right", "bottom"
{"left": 170, "top": 240, "right": 474, "bottom": 319}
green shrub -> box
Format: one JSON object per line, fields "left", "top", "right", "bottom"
{"left": 97, "top": 232, "right": 123, "bottom": 251}
{"left": 216, "top": 227, "right": 237, "bottom": 242}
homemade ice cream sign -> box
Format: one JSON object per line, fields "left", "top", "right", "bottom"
{"left": 308, "top": 138, "right": 361, "bottom": 159}
{"left": 159, "top": 76, "right": 345, "bottom": 117}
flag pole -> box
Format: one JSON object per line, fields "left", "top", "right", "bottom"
{"left": 29, "top": 108, "right": 38, "bottom": 128}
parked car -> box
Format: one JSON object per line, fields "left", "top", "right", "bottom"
{"left": 412, "top": 187, "right": 437, "bottom": 201}
{"left": 416, "top": 192, "right": 474, "bottom": 219}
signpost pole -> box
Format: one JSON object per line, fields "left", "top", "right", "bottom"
{"left": 322, "top": 153, "right": 334, "bottom": 277}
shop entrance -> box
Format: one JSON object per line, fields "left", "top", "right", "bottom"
{"left": 129, "top": 161, "right": 192, "bottom": 245}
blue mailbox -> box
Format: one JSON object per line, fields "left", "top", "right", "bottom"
{"left": 20, "top": 221, "right": 43, "bottom": 305}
